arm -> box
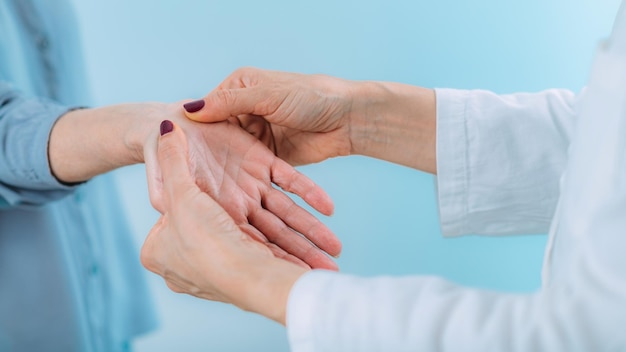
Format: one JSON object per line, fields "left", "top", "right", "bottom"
{"left": 0, "top": 82, "right": 340, "bottom": 269}
{"left": 287, "top": 47, "right": 625, "bottom": 351}
{"left": 184, "top": 68, "right": 579, "bottom": 236}
{"left": 53, "top": 104, "right": 341, "bottom": 268}
{"left": 330, "top": 85, "right": 578, "bottom": 236}
{"left": 48, "top": 102, "right": 155, "bottom": 183}
{"left": 0, "top": 81, "right": 159, "bottom": 206}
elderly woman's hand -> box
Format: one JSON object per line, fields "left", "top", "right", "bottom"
{"left": 49, "top": 101, "right": 340, "bottom": 269}
{"left": 142, "top": 104, "right": 341, "bottom": 269}
{"left": 140, "top": 121, "right": 307, "bottom": 324}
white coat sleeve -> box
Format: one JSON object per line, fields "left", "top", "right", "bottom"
{"left": 435, "top": 88, "right": 579, "bottom": 237}
{"left": 287, "top": 267, "right": 625, "bottom": 352}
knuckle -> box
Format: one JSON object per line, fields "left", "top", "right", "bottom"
{"left": 234, "top": 66, "right": 264, "bottom": 88}
{"left": 158, "top": 142, "right": 182, "bottom": 166}
{"left": 254, "top": 98, "right": 277, "bottom": 116}
{"left": 234, "top": 66, "right": 257, "bottom": 77}
{"left": 213, "top": 89, "right": 238, "bottom": 107}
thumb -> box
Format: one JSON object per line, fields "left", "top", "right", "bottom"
{"left": 139, "top": 215, "right": 166, "bottom": 274}
{"left": 144, "top": 135, "right": 165, "bottom": 213}
{"left": 183, "top": 86, "right": 278, "bottom": 123}
{"left": 157, "top": 120, "right": 196, "bottom": 204}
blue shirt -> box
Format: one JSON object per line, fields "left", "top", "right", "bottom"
{"left": 0, "top": 1, "right": 156, "bottom": 351}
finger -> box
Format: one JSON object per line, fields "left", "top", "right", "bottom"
{"left": 238, "top": 223, "right": 309, "bottom": 269}
{"left": 262, "top": 188, "right": 342, "bottom": 257}
{"left": 185, "top": 86, "right": 281, "bottom": 123}
{"left": 183, "top": 67, "right": 266, "bottom": 122}
{"left": 270, "top": 158, "right": 335, "bottom": 216}
{"left": 144, "top": 135, "right": 165, "bottom": 213}
{"left": 248, "top": 208, "right": 339, "bottom": 271}
{"left": 238, "top": 114, "right": 276, "bottom": 153}
{"left": 217, "top": 67, "right": 267, "bottom": 90}
{"left": 266, "top": 242, "right": 310, "bottom": 269}
{"left": 238, "top": 223, "right": 270, "bottom": 244}
{"left": 157, "top": 120, "right": 196, "bottom": 204}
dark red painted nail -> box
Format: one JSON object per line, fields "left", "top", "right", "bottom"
{"left": 160, "top": 120, "right": 174, "bottom": 136}
{"left": 183, "top": 99, "right": 205, "bottom": 113}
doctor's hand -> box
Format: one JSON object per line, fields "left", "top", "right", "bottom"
{"left": 183, "top": 67, "right": 437, "bottom": 173}
{"left": 141, "top": 121, "right": 306, "bottom": 325}
{"left": 182, "top": 68, "right": 355, "bottom": 166}
{"left": 142, "top": 105, "right": 341, "bottom": 270}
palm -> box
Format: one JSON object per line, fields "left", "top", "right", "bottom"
{"left": 236, "top": 113, "right": 351, "bottom": 166}
{"left": 146, "top": 114, "right": 340, "bottom": 270}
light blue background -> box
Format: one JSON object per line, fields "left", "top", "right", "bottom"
{"left": 70, "top": 1, "right": 620, "bottom": 351}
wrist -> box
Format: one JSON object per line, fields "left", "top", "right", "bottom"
{"left": 238, "top": 259, "right": 308, "bottom": 325}
{"left": 347, "top": 81, "right": 437, "bottom": 173}
{"left": 125, "top": 102, "right": 171, "bottom": 164}
{"left": 48, "top": 102, "right": 169, "bottom": 183}
{"left": 347, "top": 81, "right": 390, "bottom": 156}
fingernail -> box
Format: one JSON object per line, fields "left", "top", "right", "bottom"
{"left": 160, "top": 120, "right": 174, "bottom": 136}
{"left": 183, "top": 99, "right": 205, "bottom": 113}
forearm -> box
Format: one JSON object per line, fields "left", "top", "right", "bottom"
{"left": 235, "top": 260, "right": 307, "bottom": 325}
{"left": 48, "top": 103, "right": 164, "bottom": 183}
{"left": 349, "top": 82, "right": 437, "bottom": 174}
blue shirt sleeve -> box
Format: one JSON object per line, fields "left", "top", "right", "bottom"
{"left": 0, "top": 81, "right": 79, "bottom": 208}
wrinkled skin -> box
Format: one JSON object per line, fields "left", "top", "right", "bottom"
{"left": 143, "top": 104, "right": 341, "bottom": 270}
{"left": 186, "top": 68, "right": 355, "bottom": 166}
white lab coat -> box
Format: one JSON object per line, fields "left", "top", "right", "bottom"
{"left": 286, "top": 3, "right": 626, "bottom": 351}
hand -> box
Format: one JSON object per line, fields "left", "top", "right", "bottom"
{"left": 182, "top": 67, "right": 356, "bottom": 166}
{"left": 142, "top": 104, "right": 341, "bottom": 269}
{"left": 141, "top": 121, "right": 305, "bottom": 325}
{"left": 181, "top": 67, "right": 437, "bottom": 173}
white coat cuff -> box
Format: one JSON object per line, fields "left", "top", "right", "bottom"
{"left": 286, "top": 270, "right": 336, "bottom": 352}
{"left": 434, "top": 88, "right": 470, "bottom": 237}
